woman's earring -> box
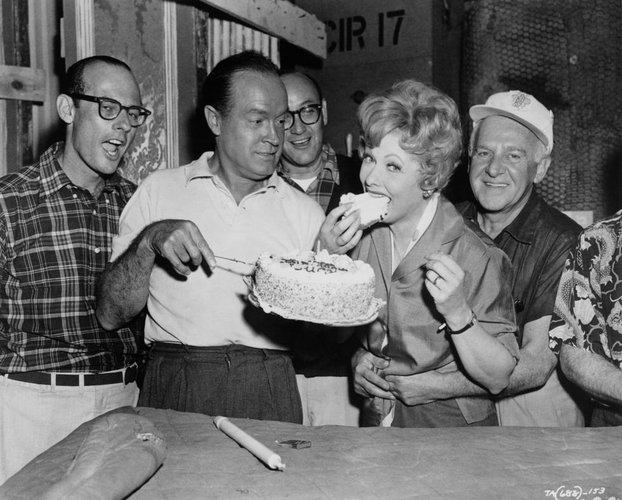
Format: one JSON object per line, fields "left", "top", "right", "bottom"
{"left": 422, "top": 189, "right": 434, "bottom": 199}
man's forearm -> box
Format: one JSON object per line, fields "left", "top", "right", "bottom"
{"left": 498, "top": 348, "right": 556, "bottom": 397}
{"left": 433, "top": 369, "right": 487, "bottom": 399}
{"left": 560, "top": 344, "right": 622, "bottom": 407}
{"left": 96, "top": 228, "right": 155, "bottom": 330}
{"left": 386, "top": 368, "right": 490, "bottom": 406}
{"left": 412, "top": 347, "right": 556, "bottom": 402}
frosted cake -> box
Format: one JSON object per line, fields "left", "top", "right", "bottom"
{"left": 250, "top": 250, "right": 380, "bottom": 324}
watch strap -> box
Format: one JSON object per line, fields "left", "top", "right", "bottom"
{"left": 446, "top": 311, "right": 478, "bottom": 335}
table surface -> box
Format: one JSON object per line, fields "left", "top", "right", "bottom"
{"left": 4, "top": 407, "right": 622, "bottom": 499}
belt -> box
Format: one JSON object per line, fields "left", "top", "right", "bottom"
{"left": 151, "top": 342, "right": 290, "bottom": 357}
{"left": 4, "top": 363, "right": 138, "bottom": 386}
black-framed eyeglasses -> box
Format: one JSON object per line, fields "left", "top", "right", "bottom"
{"left": 69, "top": 93, "right": 151, "bottom": 127}
{"left": 285, "top": 104, "right": 322, "bottom": 130}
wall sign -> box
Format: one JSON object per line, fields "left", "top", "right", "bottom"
{"left": 326, "top": 9, "right": 406, "bottom": 53}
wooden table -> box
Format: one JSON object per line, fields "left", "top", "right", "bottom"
{"left": 2, "top": 407, "right": 622, "bottom": 499}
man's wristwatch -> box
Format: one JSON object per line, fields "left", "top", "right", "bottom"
{"left": 446, "top": 311, "right": 478, "bottom": 335}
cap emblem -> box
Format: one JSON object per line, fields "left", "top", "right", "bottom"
{"left": 511, "top": 92, "right": 531, "bottom": 110}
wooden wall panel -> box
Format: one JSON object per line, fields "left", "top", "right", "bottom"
{"left": 1, "top": 0, "right": 33, "bottom": 173}
{"left": 0, "top": 65, "right": 45, "bottom": 102}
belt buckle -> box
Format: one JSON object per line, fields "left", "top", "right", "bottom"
{"left": 56, "top": 373, "right": 80, "bottom": 386}
{"left": 123, "top": 364, "right": 138, "bottom": 385}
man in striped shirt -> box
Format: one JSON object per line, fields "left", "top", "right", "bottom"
{"left": 0, "top": 55, "right": 150, "bottom": 484}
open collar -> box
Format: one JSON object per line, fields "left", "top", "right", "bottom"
{"left": 39, "top": 142, "right": 129, "bottom": 200}
{"left": 370, "top": 196, "right": 466, "bottom": 286}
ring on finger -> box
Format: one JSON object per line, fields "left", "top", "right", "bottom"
{"left": 432, "top": 275, "right": 440, "bottom": 286}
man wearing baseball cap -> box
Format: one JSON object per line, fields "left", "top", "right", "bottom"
{"left": 384, "top": 90, "right": 586, "bottom": 427}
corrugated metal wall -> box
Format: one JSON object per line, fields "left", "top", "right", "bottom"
{"left": 197, "top": 14, "right": 279, "bottom": 73}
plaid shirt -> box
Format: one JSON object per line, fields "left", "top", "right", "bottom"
{"left": 0, "top": 142, "right": 137, "bottom": 373}
{"left": 278, "top": 143, "right": 340, "bottom": 213}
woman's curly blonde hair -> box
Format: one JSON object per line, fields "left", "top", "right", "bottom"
{"left": 357, "top": 80, "right": 462, "bottom": 193}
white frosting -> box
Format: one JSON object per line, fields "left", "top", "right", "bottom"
{"left": 252, "top": 250, "right": 376, "bottom": 322}
{"left": 340, "top": 192, "right": 390, "bottom": 228}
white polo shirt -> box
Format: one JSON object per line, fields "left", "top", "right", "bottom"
{"left": 111, "top": 152, "right": 325, "bottom": 350}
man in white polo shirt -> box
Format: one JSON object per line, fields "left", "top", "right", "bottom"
{"left": 96, "top": 51, "right": 325, "bottom": 423}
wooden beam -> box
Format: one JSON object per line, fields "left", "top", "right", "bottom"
{"left": 61, "top": 0, "right": 95, "bottom": 68}
{"left": 0, "top": 65, "right": 46, "bottom": 102}
{"left": 196, "top": 0, "right": 326, "bottom": 59}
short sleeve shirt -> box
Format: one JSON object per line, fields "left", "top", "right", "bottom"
{"left": 459, "top": 190, "right": 581, "bottom": 346}
{"left": 549, "top": 210, "right": 622, "bottom": 368}
{"left": 111, "top": 152, "right": 326, "bottom": 350}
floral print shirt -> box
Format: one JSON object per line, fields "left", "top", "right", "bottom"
{"left": 549, "top": 210, "right": 622, "bottom": 368}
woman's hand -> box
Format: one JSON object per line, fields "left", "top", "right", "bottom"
{"left": 423, "top": 252, "right": 516, "bottom": 394}
{"left": 318, "top": 204, "right": 363, "bottom": 254}
{"left": 351, "top": 347, "right": 395, "bottom": 400}
{"left": 423, "top": 252, "right": 472, "bottom": 329}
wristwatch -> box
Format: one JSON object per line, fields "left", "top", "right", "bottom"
{"left": 446, "top": 311, "right": 478, "bottom": 335}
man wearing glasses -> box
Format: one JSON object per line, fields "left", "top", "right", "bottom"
{"left": 278, "top": 72, "right": 363, "bottom": 426}
{"left": 278, "top": 72, "right": 361, "bottom": 214}
{"left": 0, "top": 55, "right": 150, "bottom": 484}
{"left": 96, "top": 52, "right": 326, "bottom": 424}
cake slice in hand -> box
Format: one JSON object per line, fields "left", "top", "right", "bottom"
{"left": 340, "top": 192, "right": 390, "bottom": 229}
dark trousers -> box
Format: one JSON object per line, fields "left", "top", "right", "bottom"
{"left": 392, "top": 399, "right": 498, "bottom": 427}
{"left": 138, "top": 342, "right": 303, "bottom": 424}
{"left": 362, "top": 398, "right": 498, "bottom": 427}
{"left": 590, "top": 404, "right": 622, "bottom": 427}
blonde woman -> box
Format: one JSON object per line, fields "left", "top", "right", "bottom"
{"left": 323, "top": 80, "right": 519, "bottom": 427}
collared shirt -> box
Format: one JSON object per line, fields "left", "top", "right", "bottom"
{"left": 459, "top": 190, "right": 581, "bottom": 346}
{"left": 353, "top": 196, "right": 518, "bottom": 424}
{"left": 549, "top": 210, "right": 622, "bottom": 368}
{"left": 460, "top": 190, "right": 584, "bottom": 427}
{"left": 278, "top": 143, "right": 340, "bottom": 213}
{"left": 111, "top": 151, "right": 325, "bottom": 350}
{"left": 0, "top": 142, "right": 137, "bottom": 373}
{"left": 390, "top": 193, "right": 439, "bottom": 273}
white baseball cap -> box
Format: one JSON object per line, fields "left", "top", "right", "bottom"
{"left": 469, "top": 90, "right": 554, "bottom": 154}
